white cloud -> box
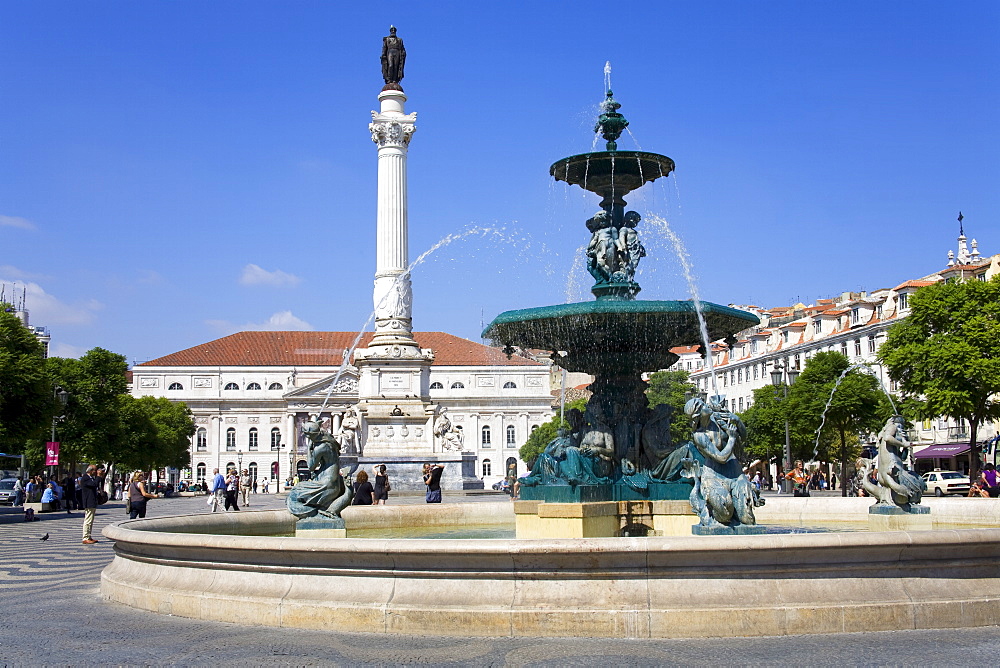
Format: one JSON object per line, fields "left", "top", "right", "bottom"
{"left": 239, "top": 264, "right": 302, "bottom": 287}
{"left": 0, "top": 215, "right": 36, "bottom": 230}
{"left": 206, "top": 310, "right": 314, "bottom": 335}
{"left": 137, "top": 270, "right": 165, "bottom": 285}
{"left": 0, "top": 280, "right": 102, "bottom": 325}
{"left": 48, "top": 342, "right": 88, "bottom": 359}
{"left": 0, "top": 265, "right": 51, "bottom": 281}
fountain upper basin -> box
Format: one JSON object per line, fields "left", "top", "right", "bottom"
{"left": 550, "top": 150, "right": 675, "bottom": 200}
{"left": 483, "top": 299, "right": 759, "bottom": 373}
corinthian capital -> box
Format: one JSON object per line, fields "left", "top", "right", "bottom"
{"left": 369, "top": 112, "right": 417, "bottom": 148}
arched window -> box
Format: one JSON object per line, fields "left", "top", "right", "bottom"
{"left": 268, "top": 382, "right": 283, "bottom": 390}
{"left": 429, "top": 382, "right": 444, "bottom": 389}
{"left": 296, "top": 460, "right": 310, "bottom": 480}
{"left": 503, "top": 381, "right": 517, "bottom": 389}
{"left": 451, "top": 382, "right": 465, "bottom": 389}
{"left": 506, "top": 425, "right": 516, "bottom": 447}
{"left": 168, "top": 382, "right": 183, "bottom": 390}
{"left": 224, "top": 382, "right": 239, "bottom": 391}
{"left": 195, "top": 428, "right": 207, "bottom": 451}
{"left": 248, "top": 428, "right": 258, "bottom": 450}
{"left": 271, "top": 428, "right": 281, "bottom": 451}
{"left": 482, "top": 459, "right": 492, "bottom": 477}
{"left": 270, "top": 462, "right": 279, "bottom": 479}
{"left": 226, "top": 428, "right": 236, "bottom": 451}
{"left": 247, "top": 382, "right": 262, "bottom": 391}
{"left": 481, "top": 425, "right": 491, "bottom": 447}
{"left": 226, "top": 462, "right": 235, "bottom": 472}
{"left": 248, "top": 462, "right": 258, "bottom": 483}
{"left": 505, "top": 457, "right": 518, "bottom": 477}
{"left": 531, "top": 425, "right": 539, "bottom": 433}
{"left": 196, "top": 463, "right": 206, "bottom": 484}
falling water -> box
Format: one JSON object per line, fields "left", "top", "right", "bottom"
{"left": 811, "top": 362, "right": 899, "bottom": 461}
{"left": 316, "top": 226, "right": 529, "bottom": 413}
{"left": 564, "top": 244, "right": 589, "bottom": 303}
{"left": 603, "top": 61, "right": 612, "bottom": 95}
{"left": 644, "top": 213, "right": 720, "bottom": 397}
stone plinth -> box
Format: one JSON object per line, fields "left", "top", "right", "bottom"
{"left": 514, "top": 500, "right": 619, "bottom": 539}
{"left": 692, "top": 524, "right": 767, "bottom": 536}
{"left": 295, "top": 516, "right": 346, "bottom": 538}
{"left": 514, "top": 499, "right": 699, "bottom": 538}
{"left": 868, "top": 503, "right": 933, "bottom": 532}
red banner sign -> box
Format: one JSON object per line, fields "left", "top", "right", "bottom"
{"left": 45, "top": 441, "right": 60, "bottom": 466}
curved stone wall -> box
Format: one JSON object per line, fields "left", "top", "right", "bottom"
{"left": 102, "top": 501, "right": 1000, "bottom": 638}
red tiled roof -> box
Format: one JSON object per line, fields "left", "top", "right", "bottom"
{"left": 893, "top": 279, "right": 936, "bottom": 291}
{"left": 670, "top": 345, "right": 700, "bottom": 354}
{"left": 138, "top": 331, "right": 542, "bottom": 367}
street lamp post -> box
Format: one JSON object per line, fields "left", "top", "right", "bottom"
{"left": 770, "top": 360, "right": 799, "bottom": 494}
{"left": 237, "top": 450, "right": 243, "bottom": 472}
{"left": 48, "top": 386, "right": 69, "bottom": 479}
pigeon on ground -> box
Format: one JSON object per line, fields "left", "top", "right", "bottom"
{"left": 39, "top": 533, "right": 49, "bottom": 541}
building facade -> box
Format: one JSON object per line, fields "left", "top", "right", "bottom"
{"left": 676, "top": 229, "right": 999, "bottom": 457}
{"left": 132, "top": 331, "right": 553, "bottom": 488}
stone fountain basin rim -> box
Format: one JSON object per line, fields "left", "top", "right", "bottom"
{"left": 101, "top": 499, "right": 1000, "bottom": 638}
{"left": 103, "top": 500, "right": 1000, "bottom": 557}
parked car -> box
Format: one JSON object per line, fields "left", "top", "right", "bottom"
{"left": 0, "top": 478, "right": 18, "bottom": 505}
{"left": 922, "top": 470, "right": 971, "bottom": 497}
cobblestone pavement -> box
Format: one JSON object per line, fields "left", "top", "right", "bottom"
{"left": 2, "top": 493, "right": 999, "bottom": 666}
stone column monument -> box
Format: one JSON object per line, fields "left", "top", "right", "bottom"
{"left": 354, "top": 27, "right": 482, "bottom": 492}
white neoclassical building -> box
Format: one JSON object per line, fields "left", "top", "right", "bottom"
{"left": 132, "top": 330, "right": 551, "bottom": 490}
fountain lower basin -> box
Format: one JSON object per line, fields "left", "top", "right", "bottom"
{"left": 102, "top": 498, "right": 1000, "bottom": 638}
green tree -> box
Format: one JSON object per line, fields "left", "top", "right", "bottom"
{"left": 645, "top": 369, "right": 696, "bottom": 444}
{"left": 785, "top": 351, "right": 887, "bottom": 496}
{"left": 519, "top": 398, "right": 587, "bottom": 468}
{"left": 739, "top": 385, "right": 788, "bottom": 467}
{"left": 0, "top": 304, "right": 53, "bottom": 451}
{"left": 44, "top": 348, "right": 129, "bottom": 466}
{"left": 136, "top": 396, "right": 195, "bottom": 470}
{"left": 879, "top": 275, "right": 1000, "bottom": 484}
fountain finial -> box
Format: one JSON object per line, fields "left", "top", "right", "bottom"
{"left": 596, "top": 90, "right": 628, "bottom": 151}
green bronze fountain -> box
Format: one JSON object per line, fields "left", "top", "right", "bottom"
{"left": 484, "top": 91, "right": 762, "bottom": 531}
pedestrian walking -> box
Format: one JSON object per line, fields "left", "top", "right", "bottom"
{"left": 352, "top": 469, "right": 374, "bottom": 506}
{"left": 239, "top": 469, "right": 251, "bottom": 507}
{"left": 208, "top": 468, "right": 225, "bottom": 512}
{"left": 373, "top": 465, "right": 389, "bottom": 505}
{"left": 261, "top": 478, "right": 269, "bottom": 494}
{"left": 12, "top": 477, "right": 24, "bottom": 506}
{"left": 80, "top": 465, "right": 100, "bottom": 544}
{"left": 224, "top": 469, "right": 240, "bottom": 511}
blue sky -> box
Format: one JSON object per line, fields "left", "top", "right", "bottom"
{"left": 2, "top": 1, "right": 997, "bottom": 363}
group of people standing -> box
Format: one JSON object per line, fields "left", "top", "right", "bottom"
{"left": 347, "top": 462, "right": 445, "bottom": 505}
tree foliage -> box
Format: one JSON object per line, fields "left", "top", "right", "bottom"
{"left": 519, "top": 398, "right": 587, "bottom": 468}
{"left": 20, "top": 348, "right": 194, "bottom": 473}
{"left": 739, "top": 385, "right": 789, "bottom": 464}
{"left": 0, "top": 304, "right": 53, "bottom": 450}
{"left": 879, "top": 275, "right": 1000, "bottom": 482}
{"left": 785, "top": 351, "right": 888, "bottom": 495}
{"left": 645, "top": 369, "right": 696, "bottom": 445}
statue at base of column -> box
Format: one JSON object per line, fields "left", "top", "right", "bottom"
{"left": 861, "top": 415, "right": 926, "bottom": 510}
{"left": 682, "top": 396, "right": 757, "bottom": 529}
{"left": 287, "top": 417, "right": 353, "bottom": 521}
